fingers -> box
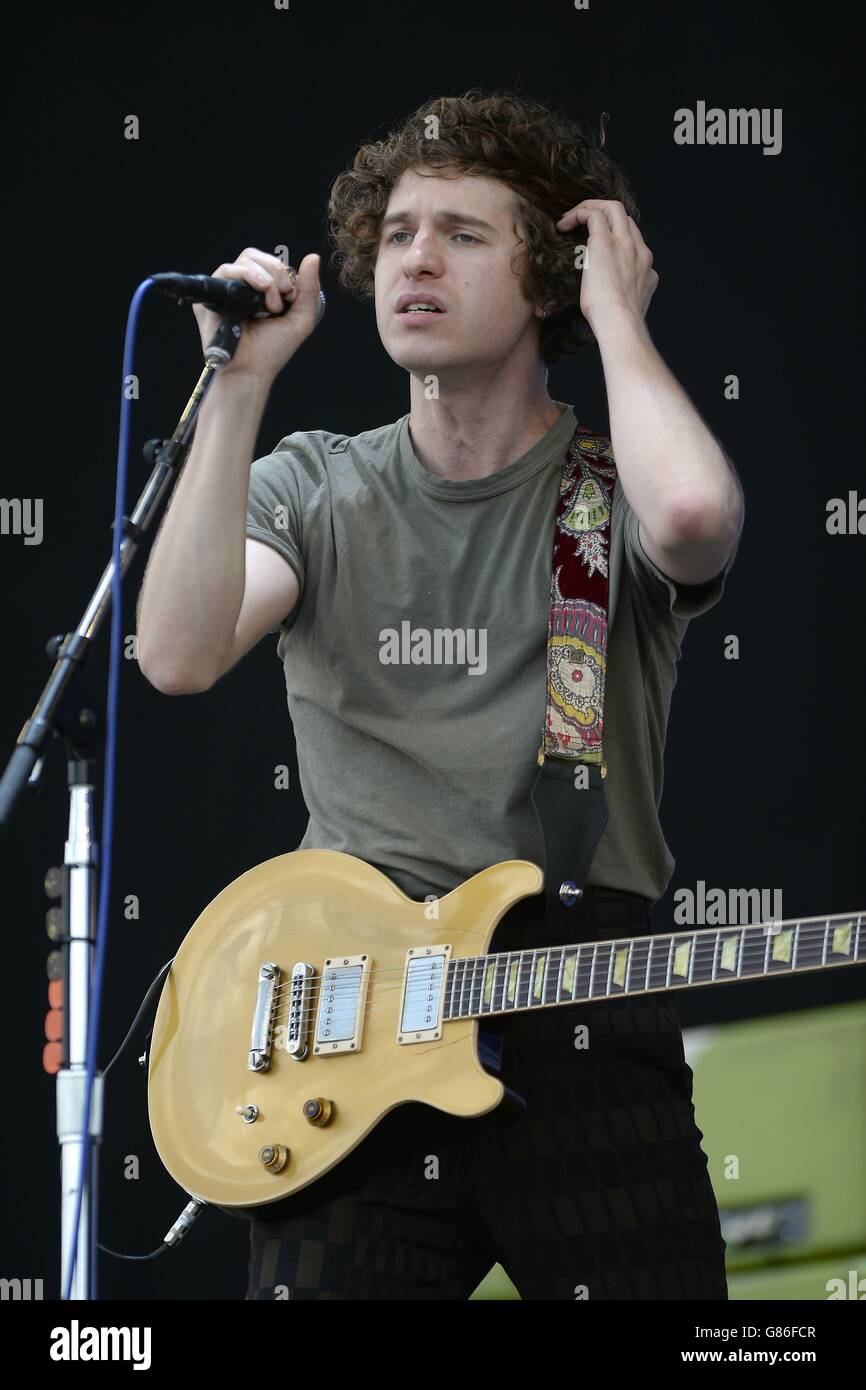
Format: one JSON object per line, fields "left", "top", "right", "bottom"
{"left": 558, "top": 201, "right": 655, "bottom": 278}
{"left": 211, "top": 248, "right": 298, "bottom": 315}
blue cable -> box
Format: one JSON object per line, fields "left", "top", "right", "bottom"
{"left": 62, "top": 277, "right": 155, "bottom": 1301}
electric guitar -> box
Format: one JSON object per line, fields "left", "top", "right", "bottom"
{"left": 146, "top": 849, "right": 864, "bottom": 1213}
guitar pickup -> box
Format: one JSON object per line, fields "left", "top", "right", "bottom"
{"left": 397, "top": 945, "right": 452, "bottom": 1044}
{"left": 313, "top": 954, "right": 371, "bottom": 1054}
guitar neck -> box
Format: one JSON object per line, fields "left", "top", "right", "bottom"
{"left": 443, "top": 911, "right": 865, "bottom": 1021}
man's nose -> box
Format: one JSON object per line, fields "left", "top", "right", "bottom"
{"left": 401, "top": 231, "right": 443, "bottom": 273}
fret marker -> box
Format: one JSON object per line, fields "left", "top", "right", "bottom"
{"left": 482, "top": 961, "right": 496, "bottom": 1006}
{"left": 533, "top": 958, "right": 545, "bottom": 1001}
{"left": 832, "top": 922, "right": 853, "bottom": 956}
{"left": 720, "top": 936, "right": 739, "bottom": 972}
{"left": 771, "top": 929, "right": 793, "bottom": 963}
{"left": 613, "top": 948, "right": 628, "bottom": 990}
{"left": 562, "top": 954, "right": 576, "bottom": 994}
{"left": 507, "top": 959, "right": 519, "bottom": 1003}
{"left": 673, "top": 941, "right": 692, "bottom": 978}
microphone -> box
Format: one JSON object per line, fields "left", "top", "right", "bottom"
{"left": 150, "top": 272, "right": 291, "bottom": 319}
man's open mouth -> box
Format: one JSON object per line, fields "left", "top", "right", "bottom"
{"left": 396, "top": 295, "right": 446, "bottom": 314}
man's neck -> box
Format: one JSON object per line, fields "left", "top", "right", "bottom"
{"left": 407, "top": 369, "right": 565, "bottom": 481}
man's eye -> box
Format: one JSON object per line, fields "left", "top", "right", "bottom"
{"left": 386, "top": 232, "right": 479, "bottom": 244}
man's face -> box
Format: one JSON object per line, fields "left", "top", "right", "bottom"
{"left": 374, "top": 166, "right": 543, "bottom": 379}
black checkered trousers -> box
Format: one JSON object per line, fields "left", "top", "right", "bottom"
{"left": 245, "top": 887, "right": 728, "bottom": 1300}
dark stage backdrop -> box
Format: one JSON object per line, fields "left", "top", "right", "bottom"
{"left": 1, "top": 0, "right": 863, "bottom": 1301}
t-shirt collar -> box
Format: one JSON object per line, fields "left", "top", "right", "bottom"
{"left": 399, "top": 401, "right": 578, "bottom": 501}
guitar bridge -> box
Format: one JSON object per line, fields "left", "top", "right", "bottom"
{"left": 285, "top": 962, "right": 315, "bottom": 1060}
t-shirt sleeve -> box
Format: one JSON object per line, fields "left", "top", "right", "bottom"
{"left": 246, "top": 441, "right": 308, "bottom": 634}
{"left": 620, "top": 486, "right": 739, "bottom": 619}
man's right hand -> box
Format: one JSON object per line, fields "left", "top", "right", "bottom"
{"left": 192, "top": 248, "right": 322, "bottom": 381}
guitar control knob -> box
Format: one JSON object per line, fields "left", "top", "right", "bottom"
{"left": 303, "top": 1098, "right": 334, "bottom": 1127}
{"left": 258, "top": 1144, "right": 289, "bottom": 1173}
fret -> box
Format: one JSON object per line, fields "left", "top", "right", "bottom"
{"left": 514, "top": 945, "right": 528, "bottom": 1011}
{"left": 466, "top": 956, "right": 477, "bottom": 1016}
{"left": 792, "top": 920, "right": 800, "bottom": 971}
{"left": 552, "top": 946, "right": 566, "bottom": 1005}
{"left": 625, "top": 935, "right": 648, "bottom": 994}
{"left": 445, "top": 958, "right": 459, "bottom": 1020}
{"left": 454, "top": 957, "right": 469, "bottom": 1019}
{"left": 516, "top": 950, "right": 535, "bottom": 1010}
{"left": 644, "top": 935, "right": 655, "bottom": 991}
{"left": 531, "top": 949, "right": 547, "bottom": 1007}
{"left": 590, "top": 941, "right": 612, "bottom": 999}
{"left": 468, "top": 956, "right": 484, "bottom": 1017}
{"left": 575, "top": 944, "right": 589, "bottom": 997}
{"left": 688, "top": 932, "right": 697, "bottom": 985}
{"left": 502, "top": 952, "right": 521, "bottom": 1011}
{"left": 512, "top": 950, "right": 526, "bottom": 1010}
{"left": 644, "top": 934, "right": 664, "bottom": 992}
{"left": 794, "top": 921, "right": 825, "bottom": 972}
{"left": 480, "top": 956, "right": 497, "bottom": 1015}
{"left": 692, "top": 929, "right": 719, "bottom": 985}
{"left": 740, "top": 926, "right": 770, "bottom": 978}
{"left": 763, "top": 922, "right": 773, "bottom": 976}
{"left": 460, "top": 957, "right": 472, "bottom": 1018}
{"left": 605, "top": 942, "right": 615, "bottom": 997}
{"left": 542, "top": 949, "right": 559, "bottom": 1006}
{"left": 536, "top": 948, "right": 551, "bottom": 1007}
{"left": 822, "top": 919, "right": 829, "bottom": 966}
{"left": 585, "top": 942, "right": 600, "bottom": 998}
{"left": 528, "top": 950, "right": 542, "bottom": 1006}
{"left": 736, "top": 926, "right": 745, "bottom": 978}
{"left": 768, "top": 923, "right": 795, "bottom": 973}
{"left": 497, "top": 951, "right": 511, "bottom": 1012}
{"left": 664, "top": 934, "right": 697, "bottom": 989}
{"left": 832, "top": 917, "right": 853, "bottom": 960}
{"left": 477, "top": 956, "right": 489, "bottom": 1016}
{"left": 451, "top": 957, "right": 465, "bottom": 1019}
{"left": 614, "top": 939, "right": 633, "bottom": 995}
{"left": 829, "top": 916, "right": 856, "bottom": 963}
{"left": 489, "top": 952, "right": 507, "bottom": 1014}
{"left": 462, "top": 956, "right": 476, "bottom": 1016}
{"left": 711, "top": 929, "right": 720, "bottom": 982}
{"left": 560, "top": 947, "right": 579, "bottom": 1001}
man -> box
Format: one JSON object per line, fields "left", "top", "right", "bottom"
{"left": 138, "top": 88, "right": 744, "bottom": 1300}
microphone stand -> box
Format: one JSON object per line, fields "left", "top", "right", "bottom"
{"left": 0, "top": 310, "right": 245, "bottom": 1299}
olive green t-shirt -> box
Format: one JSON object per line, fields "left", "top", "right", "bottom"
{"left": 245, "top": 401, "right": 734, "bottom": 904}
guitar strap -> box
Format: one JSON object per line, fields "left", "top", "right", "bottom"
{"left": 530, "top": 423, "right": 617, "bottom": 931}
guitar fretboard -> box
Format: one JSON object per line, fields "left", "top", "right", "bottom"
{"left": 442, "top": 912, "right": 864, "bottom": 1020}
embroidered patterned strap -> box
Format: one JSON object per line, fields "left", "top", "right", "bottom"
{"left": 538, "top": 424, "right": 616, "bottom": 766}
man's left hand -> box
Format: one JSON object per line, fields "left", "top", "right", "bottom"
{"left": 556, "top": 199, "right": 659, "bottom": 332}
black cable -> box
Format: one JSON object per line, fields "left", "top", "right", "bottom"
{"left": 98, "top": 957, "right": 180, "bottom": 1260}
{"left": 102, "top": 958, "right": 173, "bottom": 1077}
{"left": 98, "top": 1241, "right": 170, "bottom": 1261}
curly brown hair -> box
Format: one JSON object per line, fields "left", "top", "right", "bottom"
{"left": 326, "top": 86, "right": 639, "bottom": 366}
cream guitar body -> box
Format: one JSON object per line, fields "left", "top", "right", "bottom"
{"left": 147, "top": 848, "right": 864, "bottom": 1214}
{"left": 147, "top": 850, "right": 543, "bottom": 1212}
